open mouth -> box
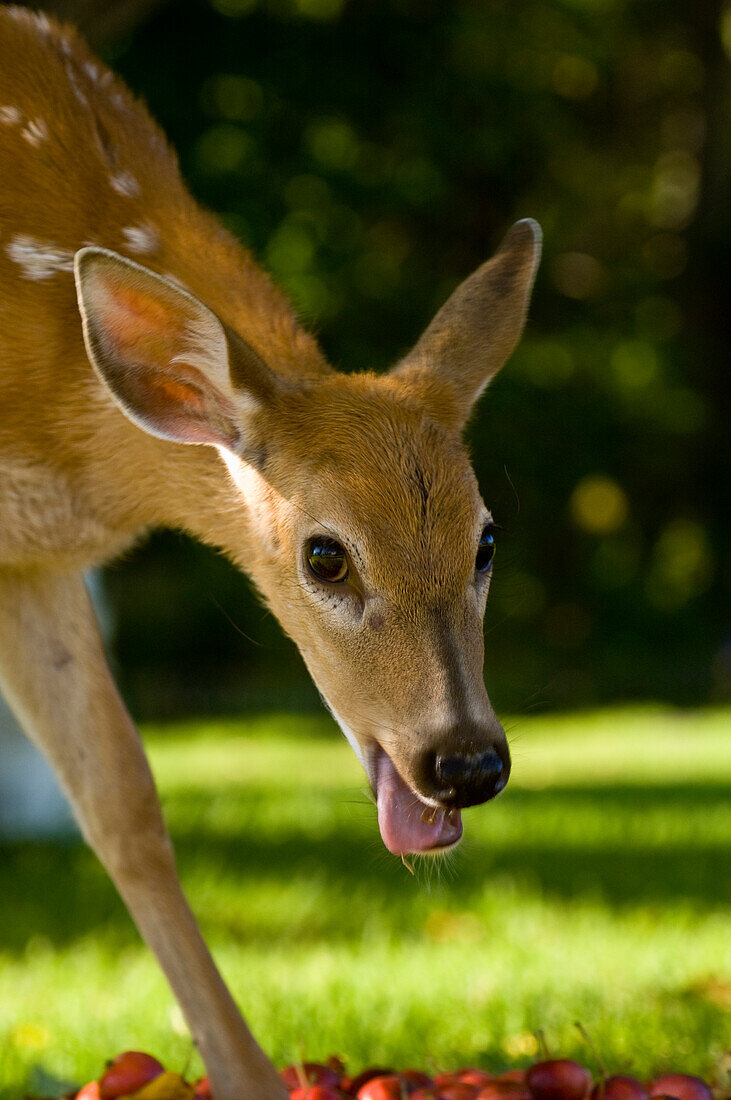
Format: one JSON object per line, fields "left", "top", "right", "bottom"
{"left": 372, "top": 745, "right": 463, "bottom": 855}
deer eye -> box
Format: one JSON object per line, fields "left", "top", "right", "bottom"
{"left": 306, "top": 536, "right": 349, "bottom": 583}
{"left": 476, "top": 524, "right": 496, "bottom": 573}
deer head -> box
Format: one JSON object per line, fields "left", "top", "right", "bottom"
{"left": 75, "top": 218, "right": 541, "bottom": 855}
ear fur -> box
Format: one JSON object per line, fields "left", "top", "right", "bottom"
{"left": 391, "top": 219, "right": 542, "bottom": 429}
{"left": 74, "top": 247, "right": 273, "bottom": 452}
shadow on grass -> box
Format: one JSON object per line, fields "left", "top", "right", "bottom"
{"left": 0, "top": 780, "right": 728, "bottom": 955}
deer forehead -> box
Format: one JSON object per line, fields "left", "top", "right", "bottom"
{"left": 279, "top": 438, "right": 480, "bottom": 589}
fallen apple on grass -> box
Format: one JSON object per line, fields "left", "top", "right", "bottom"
{"left": 66, "top": 1051, "right": 718, "bottom": 1100}
{"left": 99, "top": 1053, "right": 165, "bottom": 1100}
{"left": 525, "top": 1060, "right": 592, "bottom": 1100}
{"left": 648, "top": 1077, "right": 714, "bottom": 1100}
{"left": 289, "top": 1087, "right": 345, "bottom": 1100}
{"left": 590, "top": 1076, "right": 650, "bottom": 1100}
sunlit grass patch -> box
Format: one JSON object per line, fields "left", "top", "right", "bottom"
{"left": 0, "top": 706, "right": 728, "bottom": 1097}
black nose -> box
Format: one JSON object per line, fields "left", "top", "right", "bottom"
{"left": 430, "top": 749, "right": 509, "bottom": 808}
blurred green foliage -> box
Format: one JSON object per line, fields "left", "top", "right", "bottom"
{"left": 102, "top": 0, "right": 730, "bottom": 716}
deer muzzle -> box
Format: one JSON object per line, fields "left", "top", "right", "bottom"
{"left": 373, "top": 725, "right": 511, "bottom": 855}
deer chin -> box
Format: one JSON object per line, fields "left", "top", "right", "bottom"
{"left": 373, "top": 745, "right": 463, "bottom": 855}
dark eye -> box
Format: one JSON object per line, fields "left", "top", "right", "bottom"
{"left": 476, "top": 524, "right": 496, "bottom": 573}
{"left": 306, "top": 536, "right": 349, "bottom": 583}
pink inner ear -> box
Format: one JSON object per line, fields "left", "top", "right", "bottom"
{"left": 153, "top": 376, "right": 207, "bottom": 412}
{"left": 95, "top": 277, "right": 185, "bottom": 365}
{"left": 82, "top": 262, "right": 241, "bottom": 450}
{"left": 105, "top": 356, "right": 241, "bottom": 450}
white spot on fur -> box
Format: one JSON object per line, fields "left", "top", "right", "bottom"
{"left": 21, "top": 118, "right": 48, "bottom": 146}
{"left": 110, "top": 171, "right": 140, "bottom": 198}
{"left": 64, "top": 61, "right": 88, "bottom": 109}
{"left": 6, "top": 235, "right": 74, "bottom": 280}
{"left": 0, "top": 105, "right": 22, "bottom": 126}
{"left": 9, "top": 9, "right": 52, "bottom": 35}
{"left": 83, "top": 61, "right": 100, "bottom": 83}
{"left": 122, "top": 224, "right": 159, "bottom": 255}
{"left": 34, "top": 11, "right": 52, "bottom": 34}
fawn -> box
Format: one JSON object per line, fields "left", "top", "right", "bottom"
{"left": 0, "top": 7, "right": 541, "bottom": 1099}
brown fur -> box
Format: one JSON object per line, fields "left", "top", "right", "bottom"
{"left": 0, "top": 8, "right": 540, "bottom": 1099}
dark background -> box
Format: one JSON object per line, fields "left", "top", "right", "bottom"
{"left": 36, "top": 0, "right": 731, "bottom": 718}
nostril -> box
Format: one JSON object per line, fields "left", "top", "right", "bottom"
{"left": 434, "top": 749, "right": 507, "bottom": 807}
{"left": 434, "top": 754, "right": 468, "bottom": 787}
{"left": 435, "top": 749, "right": 503, "bottom": 785}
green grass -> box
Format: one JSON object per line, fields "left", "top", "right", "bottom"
{"left": 0, "top": 706, "right": 729, "bottom": 1096}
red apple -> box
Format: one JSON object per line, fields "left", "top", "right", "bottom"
{"left": 99, "top": 1053, "right": 165, "bottom": 1100}
{"left": 357, "top": 1075, "right": 412, "bottom": 1100}
{"left": 591, "top": 1078, "right": 648, "bottom": 1100}
{"left": 456, "top": 1074, "right": 495, "bottom": 1089}
{"left": 476, "top": 1084, "right": 530, "bottom": 1100}
{"left": 77, "top": 1083, "right": 101, "bottom": 1100}
{"left": 401, "top": 1072, "right": 434, "bottom": 1090}
{"left": 290, "top": 1088, "right": 345, "bottom": 1100}
{"left": 281, "top": 1065, "right": 342, "bottom": 1091}
{"left": 527, "top": 1061, "right": 592, "bottom": 1100}
{"left": 410, "top": 1090, "right": 443, "bottom": 1100}
{"left": 440, "top": 1085, "right": 480, "bottom": 1100}
{"left": 499, "top": 1076, "right": 528, "bottom": 1087}
{"left": 648, "top": 1076, "right": 713, "bottom": 1100}
{"left": 477, "top": 1089, "right": 530, "bottom": 1100}
{"left": 193, "top": 1077, "right": 212, "bottom": 1100}
{"left": 346, "top": 1070, "right": 396, "bottom": 1096}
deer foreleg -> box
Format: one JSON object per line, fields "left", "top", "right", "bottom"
{"left": 0, "top": 567, "right": 287, "bottom": 1100}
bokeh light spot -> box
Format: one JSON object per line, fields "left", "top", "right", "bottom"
{"left": 9, "top": 1023, "right": 50, "bottom": 1050}
{"left": 305, "top": 117, "right": 359, "bottom": 171}
{"left": 552, "top": 54, "right": 599, "bottom": 99}
{"left": 645, "top": 519, "right": 713, "bottom": 610}
{"left": 194, "top": 124, "right": 253, "bottom": 175}
{"left": 202, "top": 74, "right": 263, "bottom": 122}
{"left": 517, "top": 338, "right": 576, "bottom": 387}
{"left": 722, "top": 5, "right": 731, "bottom": 59}
{"left": 611, "top": 340, "right": 661, "bottom": 390}
{"left": 503, "top": 1032, "right": 539, "bottom": 1058}
{"left": 571, "top": 475, "right": 629, "bottom": 534}
{"left": 265, "top": 220, "right": 316, "bottom": 275}
{"left": 551, "top": 252, "right": 607, "bottom": 299}
{"left": 650, "top": 151, "right": 700, "bottom": 230}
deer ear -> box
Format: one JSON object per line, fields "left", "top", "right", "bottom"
{"left": 390, "top": 219, "right": 541, "bottom": 429}
{"left": 74, "top": 247, "right": 274, "bottom": 452}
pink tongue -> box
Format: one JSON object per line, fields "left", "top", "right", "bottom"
{"left": 376, "top": 749, "right": 463, "bottom": 855}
